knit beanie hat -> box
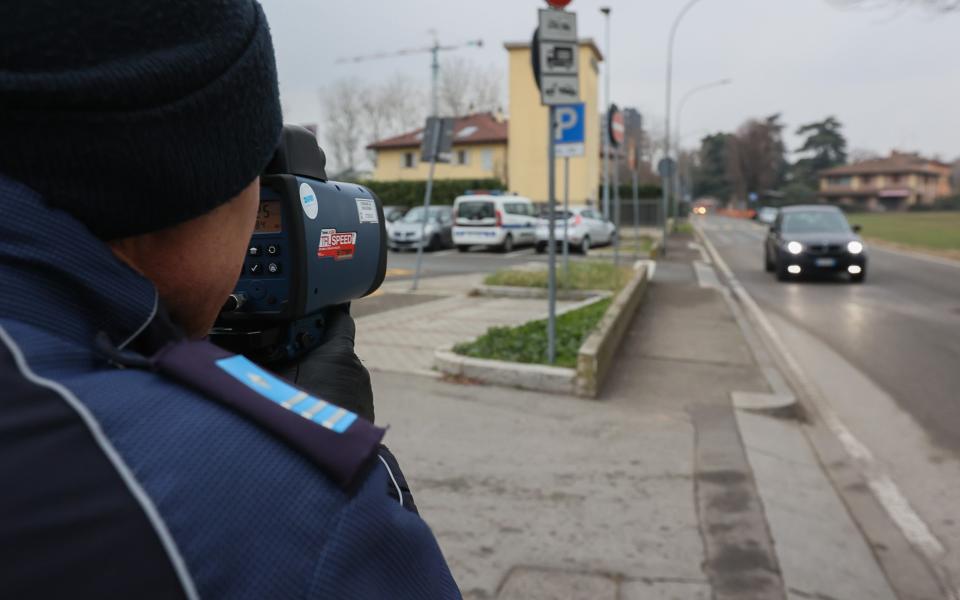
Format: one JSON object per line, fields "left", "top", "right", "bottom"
{"left": 0, "top": 0, "right": 283, "bottom": 240}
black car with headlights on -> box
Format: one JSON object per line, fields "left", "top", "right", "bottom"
{"left": 764, "top": 205, "right": 867, "bottom": 283}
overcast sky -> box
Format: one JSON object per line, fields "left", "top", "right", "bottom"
{"left": 260, "top": 0, "right": 960, "bottom": 163}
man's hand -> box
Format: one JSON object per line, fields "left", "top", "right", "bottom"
{"left": 280, "top": 304, "right": 375, "bottom": 422}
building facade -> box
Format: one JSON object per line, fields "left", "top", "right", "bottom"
{"left": 505, "top": 39, "right": 603, "bottom": 204}
{"left": 819, "top": 152, "right": 952, "bottom": 211}
{"left": 366, "top": 112, "right": 508, "bottom": 182}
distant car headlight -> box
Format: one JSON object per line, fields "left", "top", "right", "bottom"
{"left": 786, "top": 241, "right": 803, "bottom": 255}
{"left": 847, "top": 241, "right": 864, "bottom": 254}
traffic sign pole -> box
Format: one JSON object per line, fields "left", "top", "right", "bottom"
{"left": 547, "top": 106, "right": 557, "bottom": 365}
{"left": 563, "top": 156, "right": 570, "bottom": 281}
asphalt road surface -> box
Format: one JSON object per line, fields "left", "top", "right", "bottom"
{"left": 698, "top": 215, "right": 960, "bottom": 456}
{"left": 703, "top": 217, "right": 960, "bottom": 456}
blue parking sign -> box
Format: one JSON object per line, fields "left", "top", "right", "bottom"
{"left": 554, "top": 103, "right": 585, "bottom": 157}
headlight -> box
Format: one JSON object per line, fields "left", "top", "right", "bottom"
{"left": 847, "top": 241, "right": 864, "bottom": 255}
{"left": 786, "top": 241, "right": 803, "bottom": 255}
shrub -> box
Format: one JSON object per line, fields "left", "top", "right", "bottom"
{"left": 359, "top": 178, "right": 505, "bottom": 208}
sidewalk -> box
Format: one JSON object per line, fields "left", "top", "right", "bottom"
{"left": 363, "top": 235, "right": 900, "bottom": 599}
{"left": 355, "top": 272, "right": 581, "bottom": 376}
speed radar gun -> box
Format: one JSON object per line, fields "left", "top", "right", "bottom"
{"left": 211, "top": 125, "right": 387, "bottom": 364}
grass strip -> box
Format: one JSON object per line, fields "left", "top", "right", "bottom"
{"left": 484, "top": 261, "right": 632, "bottom": 292}
{"left": 453, "top": 297, "right": 612, "bottom": 368}
{"left": 848, "top": 211, "right": 960, "bottom": 252}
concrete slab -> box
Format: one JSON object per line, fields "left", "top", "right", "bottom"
{"left": 497, "top": 568, "right": 617, "bottom": 600}
{"left": 373, "top": 371, "right": 705, "bottom": 600}
{"left": 736, "top": 410, "right": 898, "bottom": 600}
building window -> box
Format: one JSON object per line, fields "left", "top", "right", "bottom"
{"left": 830, "top": 176, "right": 852, "bottom": 187}
{"left": 861, "top": 175, "right": 873, "bottom": 186}
{"left": 890, "top": 174, "right": 901, "bottom": 184}
{"left": 481, "top": 149, "right": 494, "bottom": 171}
{"left": 403, "top": 152, "right": 416, "bottom": 168}
{"left": 456, "top": 150, "right": 469, "bottom": 165}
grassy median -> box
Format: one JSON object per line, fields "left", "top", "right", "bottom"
{"left": 848, "top": 212, "right": 960, "bottom": 255}
{"left": 453, "top": 297, "right": 612, "bottom": 368}
{"left": 484, "top": 261, "right": 632, "bottom": 292}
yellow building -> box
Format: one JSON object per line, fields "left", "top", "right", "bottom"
{"left": 505, "top": 39, "right": 603, "bottom": 204}
{"left": 367, "top": 112, "right": 507, "bottom": 182}
{"left": 819, "top": 152, "right": 953, "bottom": 211}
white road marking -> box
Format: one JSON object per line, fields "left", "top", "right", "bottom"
{"left": 693, "top": 260, "right": 721, "bottom": 289}
{"left": 695, "top": 221, "right": 951, "bottom": 580}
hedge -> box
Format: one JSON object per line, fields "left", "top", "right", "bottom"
{"left": 598, "top": 183, "right": 662, "bottom": 199}
{"left": 359, "top": 178, "right": 505, "bottom": 208}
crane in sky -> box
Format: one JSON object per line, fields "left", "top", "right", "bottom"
{"left": 335, "top": 35, "right": 483, "bottom": 118}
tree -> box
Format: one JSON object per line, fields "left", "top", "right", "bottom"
{"left": 695, "top": 133, "right": 734, "bottom": 202}
{"left": 726, "top": 114, "right": 788, "bottom": 205}
{"left": 439, "top": 57, "right": 503, "bottom": 117}
{"left": 320, "top": 80, "right": 365, "bottom": 178}
{"left": 791, "top": 116, "right": 847, "bottom": 188}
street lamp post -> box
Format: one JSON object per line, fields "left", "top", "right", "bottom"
{"left": 662, "top": 0, "right": 709, "bottom": 254}
{"left": 673, "top": 78, "right": 731, "bottom": 223}
{"left": 600, "top": 7, "right": 611, "bottom": 220}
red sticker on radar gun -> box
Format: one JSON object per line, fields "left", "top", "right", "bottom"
{"left": 317, "top": 228, "right": 357, "bottom": 261}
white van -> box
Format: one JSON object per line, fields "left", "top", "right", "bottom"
{"left": 452, "top": 194, "right": 538, "bottom": 252}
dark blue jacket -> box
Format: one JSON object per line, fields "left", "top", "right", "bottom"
{"left": 0, "top": 175, "right": 461, "bottom": 599}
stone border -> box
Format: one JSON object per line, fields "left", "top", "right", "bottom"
{"left": 470, "top": 285, "right": 611, "bottom": 302}
{"left": 434, "top": 262, "right": 650, "bottom": 398}
{"left": 575, "top": 263, "right": 649, "bottom": 397}
{"left": 434, "top": 351, "right": 576, "bottom": 395}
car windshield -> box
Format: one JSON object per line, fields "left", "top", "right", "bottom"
{"left": 542, "top": 210, "right": 574, "bottom": 220}
{"left": 781, "top": 211, "right": 851, "bottom": 234}
{"left": 457, "top": 201, "right": 495, "bottom": 219}
{"left": 401, "top": 206, "right": 447, "bottom": 223}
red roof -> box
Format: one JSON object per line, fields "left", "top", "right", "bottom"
{"left": 820, "top": 152, "right": 950, "bottom": 177}
{"left": 367, "top": 112, "right": 508, "bottom": 150}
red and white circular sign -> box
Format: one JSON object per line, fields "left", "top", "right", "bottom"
{"left": 608, "top": 106, "right": 625, "bottom": 147}
{"left": 546, "top": 0, "right": 573, "bottom": 8}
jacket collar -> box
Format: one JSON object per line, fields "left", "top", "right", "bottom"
{"left": 0, "top": 174, "right": 163, "bottom": 351}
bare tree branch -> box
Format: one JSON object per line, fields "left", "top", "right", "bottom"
{"left": 440, "top": 57, "right": 504, "bottom": 117}
{"left": 320, "top": 80, "right": 365, "bottom": 176}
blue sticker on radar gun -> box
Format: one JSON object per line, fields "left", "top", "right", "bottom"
{"left": 215, "top": 355, "right": 357, "bottom": 433}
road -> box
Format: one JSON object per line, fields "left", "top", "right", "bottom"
{"left": 699, "top": 215, "right": 960, "bottom": 453}
{"left": 698, "top": 214, "right": 960, "bottom": 589}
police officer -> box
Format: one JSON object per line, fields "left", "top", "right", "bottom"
{"left": 0, "top": 1, "right": 460, "bottom": 598}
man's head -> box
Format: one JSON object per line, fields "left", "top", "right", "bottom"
{"left": 0, "top": 0, "right": 282, "bottom": 337}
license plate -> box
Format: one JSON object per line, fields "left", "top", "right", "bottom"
{"left": 815, "top": 258, "right": 836, "bottom": 267}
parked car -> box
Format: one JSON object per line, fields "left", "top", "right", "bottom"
{"left": 535, "top": 206, "right": 616, "bottom": 255}
{"left": 383, "top": 205, "right": 407, "bottom": 239}
{"left": 452, "top": 194, "right": 538, "bottom": 252}
{"left": 388, "top": 205, "right": 453, "bottom": 251}
{"left": 764, "top": 205, "right": 867, "bottom": 283}
{"left": 756, "top": 206, "right": 779, "bottom": 225}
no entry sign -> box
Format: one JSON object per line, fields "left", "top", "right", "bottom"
{"left": 546, "top": 0, "right": 573, "bottom": 7}
{"left": 608, "top": 104, "right": 625, "bottom": 147}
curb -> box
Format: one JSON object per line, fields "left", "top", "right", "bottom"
{"left": 434, "top": 263, "right": 650, "bottom": 398}
{"left": 434, "top": 351, "right": 576, "bottom": 395}
{"left": 469, "top": 285, "right": 611, "bottom": 302}
{"left": 576, "top": 263, "right": 649, "bottom": 397}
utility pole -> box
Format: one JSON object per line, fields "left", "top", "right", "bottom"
{"left": 600, "top": 7, "right": 611, "bottom": 221}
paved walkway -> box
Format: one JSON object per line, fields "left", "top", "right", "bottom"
{"left": 355, "top": 273, "right": 579, "bottom": 376}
